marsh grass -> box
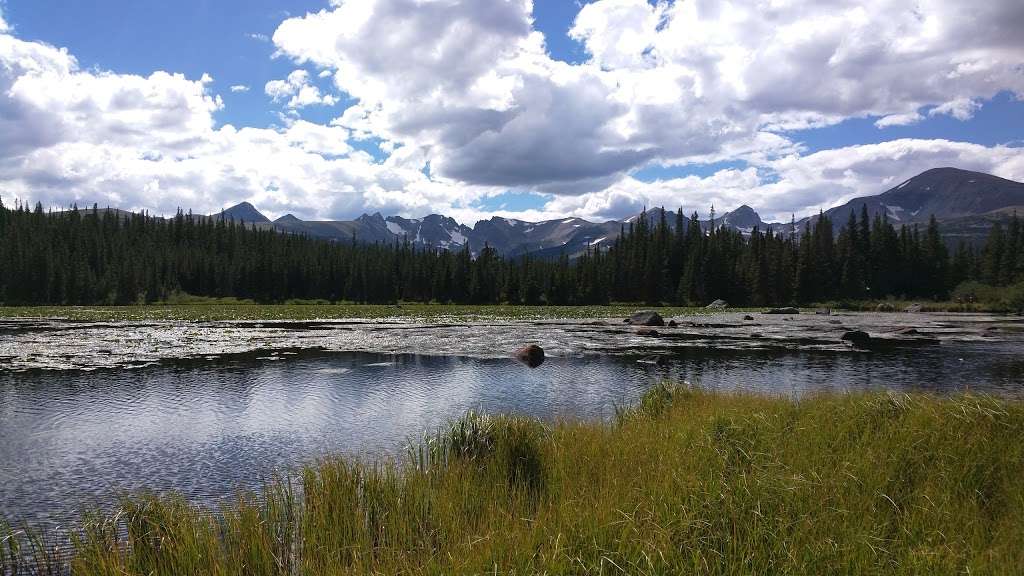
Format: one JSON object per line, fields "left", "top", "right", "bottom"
{"left": 3, "top": 387, "right": 1023, "bottom": 574}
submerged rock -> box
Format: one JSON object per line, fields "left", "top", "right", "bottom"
{"left": 627, "top": 310, "right": 665, "bottom": 326}
{"left": 635, "top": 328, "right": 661, "bottom": 337}
{"left": 515, "top": 345, "right": 545, "bottom": 368}
{"left": 706, "top": 299, "right": 729, "bottom": 309}
{"left": 764, "top": 307, "right": 800, "bottom": 315}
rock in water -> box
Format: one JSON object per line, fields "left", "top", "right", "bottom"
{"left": 815, "top": 308, "right": 832, "bottom": 315}
{"left": 667, "top": 320, "right": 678, "bottom": 327}
{"left": 904, "top": 303, "right": 923, "bottom": 313}
{"left": 764, "top": 307, "right": 800, "bottom": 315}
{"left": 515, "top": 345, "right": 545, "bottom": 368}
{"left": 626, "top": 310, "right": 665, "bottom": 326}
{"left": 705, "top": 299, "right": 728, "bottom": 309}
{"left": 743, "top": 315, "right": 755, "bottom": 321}
{"left": 635, "top": 328, "right": 660, "bottom": 337}
{"left": 841, "top": 330, "right": 872, "bottom": 348}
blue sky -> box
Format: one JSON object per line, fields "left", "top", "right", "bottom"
{"left": 0, "top": 0, "right": 1022, "bottom": 223}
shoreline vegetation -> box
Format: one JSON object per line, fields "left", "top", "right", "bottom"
{"left": 0, "top": 295, "right": 1021, "bottom": 322}
{"left": 3, "top": 386, "right": 1023, "bottom": 575}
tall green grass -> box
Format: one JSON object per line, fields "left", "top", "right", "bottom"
{"left": 3, "top": 386, "right": 1023, "bottom": 574}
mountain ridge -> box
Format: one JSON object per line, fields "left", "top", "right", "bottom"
{"left": 59, "top": 167, "right": 1021, "bottom": 256}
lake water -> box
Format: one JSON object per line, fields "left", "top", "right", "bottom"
{"left": 1, "top": 311, "right": 1022, "bottom": 528}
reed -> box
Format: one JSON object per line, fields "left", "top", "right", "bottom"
{"left": 4, "top": 386, "right": 1023, "bottom": 574}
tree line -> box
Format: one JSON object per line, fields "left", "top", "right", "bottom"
{"left": 0, "top": 200, "right": 1020, "bottom": 306}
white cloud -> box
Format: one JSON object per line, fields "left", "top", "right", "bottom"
{"left": 0, "top": 26, "right": 489, "bottom": 221}
{"left": 247, "top": 32, "right": 269, "bottom": 42}
{"left": 270, "top": 0, "right": 1024, "bottom": 197}
{"left": 265, "top": 69, "right": 338, "bottom": 108}
{"left": 929, "top": 98, "right": 982, "bottom": 121}
{"left": 2, "top": 0, "right": 1023, "bottom": 227}
{"left": 229, "top": 84, "right": 249, "bottom": 93}
{"left": 545, "top": 139, "right": 1024, "bottom": 223}
{"left": 0, "top": 7, "right": 9, "bottom": 34}
{"left": 875, "top": 112, "right": 924, "bottom": 128}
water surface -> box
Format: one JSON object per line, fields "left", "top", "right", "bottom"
{"left": 1, "top": 311, "right": 1022, "bottom": 528}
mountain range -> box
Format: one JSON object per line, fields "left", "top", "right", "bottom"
{"left": 210, "top": 168, "right": 1022, "bottom": 256}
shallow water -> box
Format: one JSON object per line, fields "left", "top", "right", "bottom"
{"left": 1, "top": 311, "right": 1022, "bottom": 528}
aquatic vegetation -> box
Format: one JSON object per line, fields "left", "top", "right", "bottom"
{"left": 3, "top": 388, "right": 1023, "bottom": 574}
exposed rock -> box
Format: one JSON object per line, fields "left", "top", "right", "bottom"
{"left": 705, "top": 299, "right": 729, "bottom": 309}
{"left": 667, "top": 320, "right": 678, "bottom": 328}
{"left": 635, "top": 328, "right": 661, "bottom": 337}
{"left": 904, "top": 303, "right": 923, "bottom": 313}
{"left": 514, "top": 345, "right": 545, "bottom": 368}
{"left": 764, "top": 307, "right": 800, "bottom": 315}
{"left": 827, "top": 319, "right": 843, "bottom": 325}
{"left": 626, "top": 310, "right": 665, "bottom": 326}
{"left": 841, "top": 330, "right": 872, "bottom": 348}
{"left": 875, "top": 302, "right": 896, "bottom": 312}
{"left": 893, "top": 327, "right": 925, "bottom": 336}
{"left": 743, "top": 315, "right": 755, "bottom": 321}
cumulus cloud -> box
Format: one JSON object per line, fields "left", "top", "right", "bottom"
{"left": 0, "top": 25, "right": 490, "bottom": 221}
{"left": 545, "top": 139, "right": 1024, "bottom": 223}
{"left": 229, "top": 84, "right": 249, "bottom": 93}
{"left": 265, "top": 69, "right": 338, "bottom": 108}
{"left": 269, "top": 0, "right": 1024, "bottom": 198}
{"left": 2, "top": 0, "right": 1024, "bottom": 227}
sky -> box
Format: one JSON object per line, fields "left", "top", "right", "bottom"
{"left": 0, "top": 0, "right": 1022, "bottom": 225}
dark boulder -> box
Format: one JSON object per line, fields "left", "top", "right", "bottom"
{"left": 626, "top": 310, "right": 665, "bottom": 326}
{"left": 515, "top": 345, "right": 545, "bottom": 368}
{"left": 667, "top": 320, "right": 678, "bottom": 327}
{"left": 743, "top": 315, "right": 755, "bottom": 321}
{"left": 841, "top": 330, "right": 872, "bottom": 348}
{"left": 764, "top": 307, "right": 800, "bottom": 315}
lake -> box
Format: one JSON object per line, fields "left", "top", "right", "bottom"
{"left": 1, "top": 311, "right": 1022, "bottom": 528}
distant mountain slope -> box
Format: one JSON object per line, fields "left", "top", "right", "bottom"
{"left": 817, "top": 167, "right": 1024, "bottom": 227}
{"left": 51, "top": 167, "right": 1021, "bottom": 255}
{"left": 216, "top": 202, "right": 270, "bottom": 223}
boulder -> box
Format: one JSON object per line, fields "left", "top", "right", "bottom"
{"left": 764, "top": 307, "right": 800, "bottom": 315}
{"left": 743, "top": 314, "right": 755, "bottom": 321}
{"left": 904, "top": 303, "right": 923, "bottom": 313}
{"left": 636, "top": 328, "right": 661, "bottom": 337}
{"left": 514, "top": 345, "right": 545, "bottom": 368}
{"left": 667, "top": 320, "right": 678, "bottom": 327}
{"left": 875, "top": 302, "right": 896, "bottom": 312}
{"left": 626, "top": 310, "right": 665, "bottom": 326}
{"left": 705, "top": 299, "right": 729, "bottom": 309}
{"left": 840, "top": 330, "right": 872, "bottom": 348}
